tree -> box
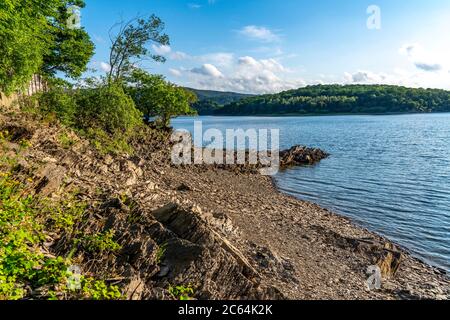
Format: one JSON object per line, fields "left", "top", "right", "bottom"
{"left": 126, "top": 69, "right": 197, "bottom": 128}
{"left": 107, "top": 15, "right": 169, "bottom": 83}
{"left": 214, "top": 84, "right": 450, "bottom": 115}
{"left": 0, "top": 0, "right": 53, "bottom": 93}
{"left": 0, "top": 0, "right": 94, "bottom": 94}
{"left": 41, "top": 1, "right": 95, "bottom": 79}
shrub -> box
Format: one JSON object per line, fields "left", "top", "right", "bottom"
{"left": 74, "top": 84, "right": 142, "bottom": 136}
{"left": 84, "top": 127, "right": 134, "bottom": 155}
{"left": 37, "top": 87, "right": 78, "bottom": 127}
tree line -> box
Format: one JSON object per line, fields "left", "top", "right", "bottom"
{"left": 211, "top": 84, "right": 450, "bottom": 116}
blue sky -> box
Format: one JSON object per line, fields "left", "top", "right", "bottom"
{"left": 81, "top": 0, "right": 450, "bottom": 93}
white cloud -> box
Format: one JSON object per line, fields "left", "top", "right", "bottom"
{"left": 343, "top": 68, "right": 450, "bottom": 90}
{"left": 199, "top": 52, "right": 234, "bottom": 67}
{"left": 100, "top": 62, "right": 111, "bottom": 73}
{"left": 152, "top": 44, "right": 172, "bottom": 55}
{"left": 344, "top": 70, "right": 388, "bottom": 84}
{"left": 171, "top": 51, "right": 190, "bottom": 61}
{"left": 414, "top": 63, "right": 442, "bottom": 72}
{"left": 184, "top": 56, "right": 302, "bottom": 94}
{"left": 191, "top": 64, "right": 224, "bottom": 78}
{"left": 238, "top": 25, "right": 280, "bottom": 42}
{"left": 151, "top": 44, "right": 189, "bottom": 61}
{"left": 169, "top": 68, "right": 182, "bottom": 77}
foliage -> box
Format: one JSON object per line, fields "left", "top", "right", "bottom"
{"left": 214, "top": 85, "right": 450, "bottom": 115}
{"left": 82, "top": 230, "right": 122, "bottom": 253}
{"left": 85, "top": 128, "right": 134, "bottom": 155}
{"left": 74, "top": 83, "right": 142, "bottom": 135}
{"left": 0, "top": 169, "right": 64, "bottom": 299}
{"left": 0, "top": 0, "right": 52, "bottom": 93}
{"left": 168, "top": 284, "right": 195, "bottom": 300}
{"left": 126, "top": 69, "right": 197, "bottom": 128}
{"left": 108, "top": 15, "right": 169, "bottom": 83}
{"left": 188, "top": 88, "right": 254, "bottom": 115}
{"left": 0, "top": 0, "right": 94, "bottom": 94}
{"left": 43, "top": 195, "right": 86, "bottom": 232}
{"left": 41, "top": 1, "right": 95, "bottom": 79}
{"left": 37, "top": 84, "right": 78, "bottom": 127}
{"left": 57, "top": 132, "right": 76, "bottom": 149}
{"left": 191, "top": 100, "right": 222, "bottom": 115}
{"left": 0, "top": 156, "right": 121, "bottom": 300}
{"left": 28, "top": 79, "right": 140, "bottom": 155}
{"left": 80, "top": 277, "right": 121, "bottom": 300}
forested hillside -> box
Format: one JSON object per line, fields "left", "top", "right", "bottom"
{"left": 186, "top": 88, "right": 254, "bottom": 115}
{"left": 213, "top": 85, "right": 450, "bottom": 115}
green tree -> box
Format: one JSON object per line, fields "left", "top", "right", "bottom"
{"left": 0, "top": 0, "right": 53, "bottom": 94}
{"left": 107, "top": 15, "right": 169, "bottom": 83}
{"left": 126, "top": 69, "right": 197, "bottom": 128}
{"left": 214, "top": 84, "right": 450, "bottom": 116}
{"left": 0, "top": 0, "right": 94, "bottom": 94}
{"left": 41, "top": 1, "right": 95, "bottom": 79}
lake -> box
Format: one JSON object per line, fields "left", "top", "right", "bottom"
{"left": 172, "top": 114, "right": 450, "bottom": 272}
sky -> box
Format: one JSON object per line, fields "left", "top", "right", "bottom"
{"left": 81, "top": 0, "right": 450, "bottom": 94}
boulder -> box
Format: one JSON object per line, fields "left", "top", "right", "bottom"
{"left": 280, "top": 145, "right": 329, "bottom": 168}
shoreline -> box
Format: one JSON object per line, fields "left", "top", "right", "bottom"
{"left": 268, "top": 175, "right": 448, "bottom": 276}
{"left": 1, "top": 111, "right": 448, "bottom": 300}
{"left": 179, "top": 111, "right": 450, "bottom": 118}
{"left": 161, "top": 162, "right": 449, "bottom": 299}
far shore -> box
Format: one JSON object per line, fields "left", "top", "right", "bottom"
{"left": 179, "top": 111, "right": 450, "bottom": 118}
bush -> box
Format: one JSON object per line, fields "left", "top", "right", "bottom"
{"left": 75, "top": 84, "right": 142, "bottom": 136}
{"left": 38, "top": 88, "right": 78, "bottom": 126}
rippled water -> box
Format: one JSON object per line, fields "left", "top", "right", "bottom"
{"left": 172, "top": 114, "right": 450, "bottom": 272}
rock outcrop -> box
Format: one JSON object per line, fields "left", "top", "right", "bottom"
{"left": 280, "top": 145, "right": 329, "bottom": 168}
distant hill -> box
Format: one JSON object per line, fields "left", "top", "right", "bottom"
{"left": 214, "top": 84, "right": 450, "bottom": 116}
{"left": 185, "top": 88, "right": 256, "bottom": 115}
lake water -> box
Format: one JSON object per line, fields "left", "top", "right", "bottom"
{"left": 172, "top": 114, "right": 450, "bottom": 272}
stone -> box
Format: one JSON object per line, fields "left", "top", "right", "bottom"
{"left": 377, "top": 243, "right": 402, "bottom": 278}
{"left": 279, "top": 145, "right": 329, "bottom": 168}
{"left": 33, "top": 163, "right": 67, "bottom": 196}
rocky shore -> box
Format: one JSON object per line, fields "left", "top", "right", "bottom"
{"left": 0, "top": 110, "right": 448, "bottom": 300}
